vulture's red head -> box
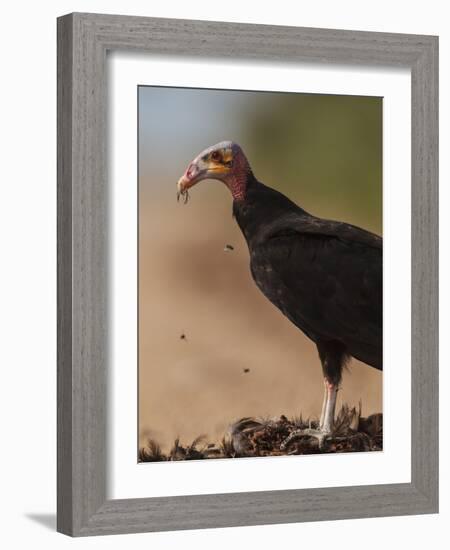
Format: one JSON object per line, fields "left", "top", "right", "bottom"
{"left": 177, "top": 141, "right": 252, "bottom": 203}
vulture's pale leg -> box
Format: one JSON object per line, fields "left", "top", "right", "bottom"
{"left": 320, "top": 380, "right": 338, "bottom": 433}
{"left": 280, "top": 379, "right": 337, "bottom": 451}
{"left": 319, "top": 378, "right": 329, "bottom": 428}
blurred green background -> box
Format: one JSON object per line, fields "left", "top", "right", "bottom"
{"left": 139, "top": 86, "right": 382, "bottom": 450}
{"left": 139, "top": 87, "right": 382, "bottom": 232}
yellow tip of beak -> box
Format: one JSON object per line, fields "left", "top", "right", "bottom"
{"left": 176, "top": 177, "right": 185, "bottom": 192}
{"left": 176, "top": 176, "right": 191, "bottom": 204}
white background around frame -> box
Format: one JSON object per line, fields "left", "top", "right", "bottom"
{"left": 109, "top": 52, "right": 411, "bottom": 499}
{"left": 1, "top": 1, "right": 447, "bottom": 549}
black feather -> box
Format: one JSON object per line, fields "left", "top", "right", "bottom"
{"left": 233, "top": 177, "right": 382, "bottom": 383}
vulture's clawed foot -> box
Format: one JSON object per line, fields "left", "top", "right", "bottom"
{"left": 280, "top": 428, "right": 332, "bottom": 451}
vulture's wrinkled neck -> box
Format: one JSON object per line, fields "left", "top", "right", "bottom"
{"left": 227, "top": 170, "right": 255, "bottom": 201}
{"left": 225, "top": 153, "right": 255, "bottom": 201}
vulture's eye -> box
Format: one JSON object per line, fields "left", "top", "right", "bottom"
{"left": 211, "top": 151, "right": 221, "bottom": 162}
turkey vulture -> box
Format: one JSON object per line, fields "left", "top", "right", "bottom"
{"left": 177, "top": 141, "right": 382, "bottom": 445}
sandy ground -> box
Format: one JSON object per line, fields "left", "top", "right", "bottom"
{"left": 139, "top": 181, "right": 382, "bottom": 451}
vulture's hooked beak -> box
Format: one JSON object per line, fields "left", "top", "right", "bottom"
{"left": 177, "top": 159, "right": 206, "bottom": 204}
{"left": 177, "top": 144, "right": 234, "bottom": 204}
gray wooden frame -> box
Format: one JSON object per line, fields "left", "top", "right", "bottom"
{"left": 57, "top": 12, "right": 438, "bottom": 537}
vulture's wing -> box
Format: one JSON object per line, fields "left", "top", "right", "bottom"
{"left": 251, "top": 214, "right": 382, "bottom": 367}
{"left": 256, "top": 212, "right": 382, "bottom": 249}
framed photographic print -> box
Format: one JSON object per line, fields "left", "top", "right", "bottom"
{"left": 57, "top": 13, "right": 438, "bottom": 536}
